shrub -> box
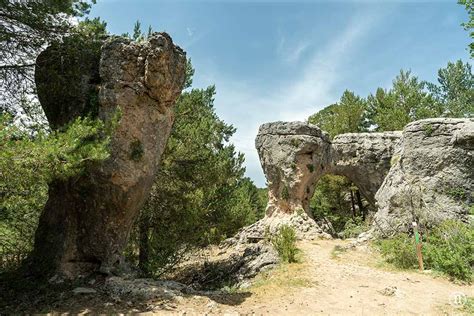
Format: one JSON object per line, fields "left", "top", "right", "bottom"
{"left": 376, "top": 220, "right": 473, "bottom": 282}
{"left": 281, "top": 185, "right": 290, "bottom": 200}
{"left": 424, "top": 220, "right": 473, "bottom": 282}
{"left": 272, "top": 225, "right": 298, "bottom": 263}
{"left": 377, "top": 233, "right": 418, "bottom": 269}
{"left": 341, "top": 217, "right": 366, "bottom": 239}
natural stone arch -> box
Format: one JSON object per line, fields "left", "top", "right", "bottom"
{"left": 255, "top": 121, "right": 402, "bottom": 217}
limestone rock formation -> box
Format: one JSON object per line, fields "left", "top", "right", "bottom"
{"left": 255, "top": 121, "right": 332, "bottom": 216}
{"left": 256, "top": 118, "right": 473, "bottom": 237}
{"left": 374, "top": 118, "right": 474, "bottom": 235}
{"left": 31, "top": 33, "right": 186, "bottom": 278}
{"left": 255, "top": 121, "right": 401, "bottom": 218}
{"left": 331, "top": 132, "right": 402, "bottom": 206}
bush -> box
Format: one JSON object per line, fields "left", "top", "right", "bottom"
{"left": 376, "top": 220, "right": 473, "bottom": 282}
{"left": 341, "top": 218, "right": 367, "bottom": 239}
{"left": 272, "top": 225, "right": 298, "bottom": 263}
{"left": 377, "top": 233, "right": 419, "bottom": 269}
{"left": 0, "top": 115, "right": 112, "bottom": 271}
{"left": 424, "top": 220, "right": 473, "bottom": 282}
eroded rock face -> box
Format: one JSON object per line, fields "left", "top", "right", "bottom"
{"left": 31, "top": 33, "right": 186, "bottom": 277}
{"left": 256, "top": 119, "right": 473, "bottom": 236}
{"left": 255, "top": 121, "right": 401, "bottom": 218}
{"left": 331, "top": 132, "right": 402, "bottom": 206}
{"left": 255, "top": 122, "right": 331, "bottom": 216}
{"left": 374, "top": 118, "right": 474, "bottom": 235}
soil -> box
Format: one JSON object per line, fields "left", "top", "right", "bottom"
{"left": 2, "top": 239, "right": 473, "bottom": 315}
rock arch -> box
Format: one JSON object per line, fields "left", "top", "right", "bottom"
{"left": 255, "top": 121, "right": 402, "bottom": 217}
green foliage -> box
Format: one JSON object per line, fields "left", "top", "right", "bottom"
{"left": 390, "top": 155, "right": 400, "bottom": 167}
{"left": 459, "top": 0, "right": 474, "bottom": 58}
{"left": 331, "top": 245, "right": 348, "bottom": 259}
{"left": 377, "top": 220, "right": 473, "bottom": 282}
{"left": 425, "top": 60, "right": 473, "bottom": 118}
{"left": 341, "top": 218, "right": 367, "bottom": 239}
{"left": 447, "top": 187, "right": 468, "bottom": 201}
{"left": 281, "top": 185, "right": 290, "bottom": 200}
{"left": 377, "top": 233, "right": 419, "bottom": 269}
{"left": 290, "top": 138, "right": 301, "bottom": 147}
{"left": 127, "top": 65, "right": 265, "bottom": 275}
{"left": 257, "top": 187, "right": 269, "bottom": 217}
{"left": 424, "top": 220, "right": 473, "bottom": 282}
{"left": 423, "top": 124, "right": 434, "bottom": 136}
{"left": 124, "top": 20, "right": 154, "bottom": 42}
{"left": 0, "top": 0, "right": 98, "bottom": 121}
{"left": 133, "top": 20, "right": 143, "bottom": 41}
{"left": 310, "top": 174, "right": 369, "bottom": 236}
{"left": 306, "top": 164, "right": 314, "bottom": 173}
{"left": 308, "top": 90, "right": 368, "bottom": 139}
{"left": 462, "top": 296, "right": 474, "bottom": 314}
{"left": 129, "top": 139, "right": 144, "bottom": 161}
{"left": 0, "top": 114, "right": 111, "bottom": 269}
{"left": 271, "top": 225, "right": 298, "bottom": 263}
{"left": 367, "top": 70, "right": 439, "bottom": 131}
{"left": 307, "top": 62, "right": 472, "bottom": 234}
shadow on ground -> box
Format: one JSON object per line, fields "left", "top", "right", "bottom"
{"left": 0, "top": 262, "right": 252, "bottom": 314}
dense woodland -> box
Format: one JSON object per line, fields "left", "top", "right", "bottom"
{"left": 0, "top": 0, "right": 473, "bottom": 287}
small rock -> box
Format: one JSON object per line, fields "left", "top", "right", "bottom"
{"left": 72, "top": 287, "right": 97, "bottom": 295}
{"left": 48, "top": 274, "right": 64, "bottom": 284}
{"left": 378, "top": 286, "right": 401, "bottom": 297}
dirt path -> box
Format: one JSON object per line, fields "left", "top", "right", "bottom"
{"left": 9, "top": 239, "right": 471, "bottom": 314}
{"left": 168, "top": 239, "right": 473, "bottom": 315}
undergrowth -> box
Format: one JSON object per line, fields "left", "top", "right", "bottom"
{"left": 271, "top": 225, "right": 298, "bottom": 263}
{"left": 376, "top": 220, "right": 473, "bottom": 282}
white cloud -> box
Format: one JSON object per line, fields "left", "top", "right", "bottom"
{"left": 277, "top": 35, "right": 310, "bottom": 64}
{"left": 186, "top": 27, "right": 194, "bottom": 37}
{"left": 195, "top": 10, "right": 383, "bottom": 187}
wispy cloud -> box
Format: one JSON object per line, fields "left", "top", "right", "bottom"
{"left": 195, "top": 10, "right": 383, "bottom": 186}
{"left": 186, "top": 27, "right": 194, "bottom": 37}
{"left": 182, "top": 27, "right": 206, "bottom": 49}
{"left": 276, "top": 32, "right": 310, "bottom": 63}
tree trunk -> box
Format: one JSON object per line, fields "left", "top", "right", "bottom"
{"left": 356, "top": 189, "right": 366, "bottom": 221}
{"left": 349, "top": 188, "right": 357, "bottom": 218}
{"left": 29, "top": 33, "right": 186, "bottom": 278}
{"left": 138, "top": 216, "right": 150, "bottom": 274}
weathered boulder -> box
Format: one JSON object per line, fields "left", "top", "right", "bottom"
{"left": 31, "top": 33, "right": 186, "bottom": 278}
{"left": 255, "top": 121, "right": 331, "bottom": 216}
{"left": 374, "top": 118, "right": 474, "bottom": 234}
{"left": 255, "top": 121, "right": 401, "bottom": 218}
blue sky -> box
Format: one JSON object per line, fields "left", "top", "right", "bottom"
{"left": 90, "top": 0, "right": 471, "bottom": 187}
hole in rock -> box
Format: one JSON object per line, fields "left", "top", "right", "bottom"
{"left": 309, "top": 174, "right": 374, "bottom": 238}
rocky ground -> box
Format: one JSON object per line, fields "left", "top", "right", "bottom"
{"left": 2, "top": 238, "right": 472, "bottom": 315}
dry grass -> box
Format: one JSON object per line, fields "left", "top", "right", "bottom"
{"left": 249, "top": 251, "right": 315, "bottom": 296}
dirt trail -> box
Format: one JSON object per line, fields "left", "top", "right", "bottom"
{"left": 170, "top": 239, "right": 473, "bottom": 315}
{"left": 10, "top": 239, "right": 471, "bottom": 314}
